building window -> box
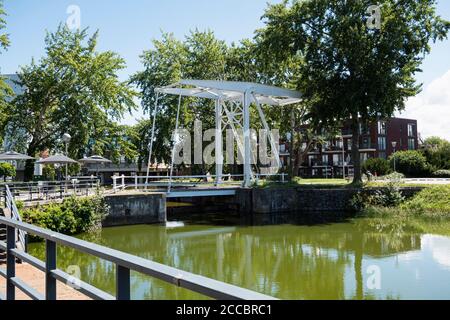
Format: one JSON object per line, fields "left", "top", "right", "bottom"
{"left": 378, "top": 137, "right": 387, "bottom": 151}
{"left": 378, "top": 121, "right": 387, "bottom": 135}
{"left": 408, "top": 124, "right": 415, "bottom": 137}
{"left": 322, "top": 155, "right": 328, "bottom": 165}
{"left": 408, "top": 138, "right": 416, "bottom": 150}
{"left": 379, "top": 152, "right": 387, "bottom": 159}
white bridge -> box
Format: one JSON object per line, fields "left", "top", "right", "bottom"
{"left": 111, "top": 173, "right": 288, "bottom": 198}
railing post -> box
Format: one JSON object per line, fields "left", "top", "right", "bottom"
{"left": 113, "top": 176, "right": 117, "bottom": 193}
{"left": 116, "top": 264, "right": 131, "bottom": 300}
{"left": 45, "top": 240, "right": 57, "bottom": 300}
{"left": 135, "top": 175, "right": 138, "bottom": 191}
{"left": 6, "top": 225, "right": 16, "bottom": 300}
{"left": 121, "top": 175, "right": 125, "bottom": 190}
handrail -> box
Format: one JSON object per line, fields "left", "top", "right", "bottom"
{"left": 112, "top": 174, "right": 288, "bottom": 192}
{"left": 0, "top": 179, "right": 101, "bottom": 203}
{"left": 0, "top": 215, "right": 277, "bottom": 301}
{"left": 3, "top": 185, "right": 26, "bottom": 251}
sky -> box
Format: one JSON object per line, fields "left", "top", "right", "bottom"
{"left": 1, "top": 0, "right": 450, "bottom": 140}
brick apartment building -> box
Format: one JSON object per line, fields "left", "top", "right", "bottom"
{"left": 280, "top": 117, "right": 419, "bottom": 178}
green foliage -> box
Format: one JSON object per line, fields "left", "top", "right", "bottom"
{"left": 362, "top": 158, "right": 392, "bottom": 176}
{"left": 131, "top": 30, "right": 303, "bottom": 172}
{"left": 432, "top": 170, "right": 450, "bottom": 178}
{"left": 0, "top": 0, "right": 12, "bottom": 147}
{"left": 3, "top": 25, "right": 137, "bottom": 180}
{"left": 21, "top": 195, "right": 109, "bottom": 239}
{"left": 257, "top": 0, "right": 450, "bottom": 183}
{"left": 0, "top": 0, "right": 8, "bottom": 51}
{"left": 389, "top": 151, "right": 430, "bottom": 177}
{"left": 401, "top": 186, "right": 450, "bottom": 218}
{"left": 350, "top": 182, "right": 405, "bottom": 211}
{"left": 42, "top": 165, "right": 56, "bottom": 181}
{"left": 0, "top": 162, "right": 16, "bottom": 180}
{"left": 378, "top": 172, "right": 406, "bottom": 181}
{"left": 421, "top": 137, "right": 450, "bottom": 170}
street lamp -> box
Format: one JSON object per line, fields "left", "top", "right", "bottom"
{"left": 62, "top": 133, "right": 72, "bottom": 180}
{"left": 391, "top": 141, "right": 398, "bottom": 172}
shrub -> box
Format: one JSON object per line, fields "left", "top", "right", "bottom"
{"left": 401, "top": 186, "right": 450, "bottom": 217}
{"left": 433, "top": 170, "right": 450, "bottom": 178}
{"left": 389, "top": 151, "right": 430, "bottom": 177}
{"left": 378, "top": 172, "right": 406, "bottom": 181}
{"left": 21, "top": 195, "right": 109, "bottom": 239}
{"left": 362, "top": 158, "right": 392, "bottom": 176}
{"left": 0, "top": 162, "right": 16, "bottom": 181}
{"left": 349, "top": 182, "right": 405, "bottom": 211}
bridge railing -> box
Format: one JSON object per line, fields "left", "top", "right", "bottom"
{"left": 0, "top": 178, "right": 100, "bottom": 204}
{"left": 112, "top": 173, "right": 288, "bottom": 192}
{"left": 0, "top": 215, "right": 276, "bottom": 301}
{"left": 3, "top": 185, "right": 26, "bottom": 252}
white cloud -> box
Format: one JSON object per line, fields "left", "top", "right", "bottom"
{"left": 397, "top": 69, "right": 450, "bottom": 141}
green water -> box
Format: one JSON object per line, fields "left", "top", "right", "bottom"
{"left": 28, "top": 213, "right": 450, "bottom": 300}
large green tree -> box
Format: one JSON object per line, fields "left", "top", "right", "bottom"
{"left": 258, "top": 0, "right": 450, "bottom": 183}
{"left": 0, "top": 0, "right": 12, "bottom": 147}
{"left": 131, "top": 30, "right": 230, "bottom": 171}
{"left": 5, "top": 25, "right": 136, "bottom": 180}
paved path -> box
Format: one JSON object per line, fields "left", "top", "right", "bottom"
{"left": 0, "top": 263, "right": 91, "bottom": 300}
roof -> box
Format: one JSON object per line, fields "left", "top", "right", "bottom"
{"left": 156, "top": 80, "right": 302, "bottom": 106}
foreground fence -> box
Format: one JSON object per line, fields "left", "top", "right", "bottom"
{"left": 0, "top": 178, "right": 100, "bottom": 204}
{"left": 0, "top": 216, "right": 276, "bottom": 301}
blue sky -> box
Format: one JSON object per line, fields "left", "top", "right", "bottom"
{"left": 2, "top": 0, "right": 450, "bottom": 138}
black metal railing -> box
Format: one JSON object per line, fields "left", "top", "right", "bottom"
{"left": 0, "top": 216, "right": 276, "bottom": 301}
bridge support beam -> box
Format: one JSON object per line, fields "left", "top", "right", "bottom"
{"left": 215, "top": 99, "right": 223, "bottom": 186}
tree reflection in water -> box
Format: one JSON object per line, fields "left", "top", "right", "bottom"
{"left": 27, "top": 212, "right": 449, "bottom": 300}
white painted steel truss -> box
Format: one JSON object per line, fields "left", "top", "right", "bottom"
{"left": 147, "top": 80, "right": 302, "bottom": 188}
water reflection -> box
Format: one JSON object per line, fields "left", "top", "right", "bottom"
{"left": 28, "top": 213, "right": 450, "bottom": 300}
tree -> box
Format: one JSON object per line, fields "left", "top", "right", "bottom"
{"left": 0, "top": 0, "right": 12, "bottom": 147}
{"left": 84, "top": 120, "right": 139, "bottom": 164}
{"left": 0, "top": 162, "right": 16, "bottom": 181}
{"left": 258, "top": 0, "right": 450, "bottom": 184}
{"left": 131, "top": 30, "right": 231, "bottom": 173}
{"left": 389, "top": 150, "right": 429, "bottom": 177}
{"left": 362, "top": 158, "right": 392, "bottom": 176}
{"left": 421, "top": 137, "right": 450, "bottom": 170}
{"left": 4, "top": 25, "right": 136, "bottom": 180}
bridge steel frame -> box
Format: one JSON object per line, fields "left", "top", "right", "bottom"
{"left": 147, "top": 80, "right": 302, "bottom": 188}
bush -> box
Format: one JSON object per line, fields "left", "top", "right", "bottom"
{"left": 21, "top": 195, "right": 109, "bottom": 239}
{"left": 401, "top": 186, "right": 450, "bottom": 217}
{"left": 362, "top": 158, "right": 392, "bottom": 176}
{"left": 433, "top": 170, "right": 450, "bottom": 178}
{"left": 389, "top": 151, "right": 430, "bottom": 177}
{"left": 378, "top": 172, "right": 406, "bottom": 181}
{"left": 349, "top": 181, "right": 405, "bottom": 211}
{"left": 0, "top": 162, "right": 16, "bottom": 181}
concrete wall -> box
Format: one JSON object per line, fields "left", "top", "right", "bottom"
{"left": 238, "top": 187, "right": 423, "bottom": 214}
{"left": 103, "top": 193, "right": 166, "bottom": 227}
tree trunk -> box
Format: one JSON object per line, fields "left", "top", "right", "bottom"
{"left": 25, "top": 144, "right": 39, "bottom": 182}
{"left": 289, "top": 109, "right": 296, "bottom": 180}
{"left": 351, "top": 116, "right": 362, "bottom": 184}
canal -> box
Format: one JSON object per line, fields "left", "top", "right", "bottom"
{"left": 28, "top": 213, "right": 450, "bottom": 300}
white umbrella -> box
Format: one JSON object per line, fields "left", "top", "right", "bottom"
{"left": 0, "top": 151, "right": 35, "bottom": 161}
{"left": 79, "top": 155, "right": 112, "bottom": 178}
{"left": 78, "top": 155, "right": 112, "bottom": 164}
{"left": 36, "top": 155, "right": 78, "bottom": 165}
